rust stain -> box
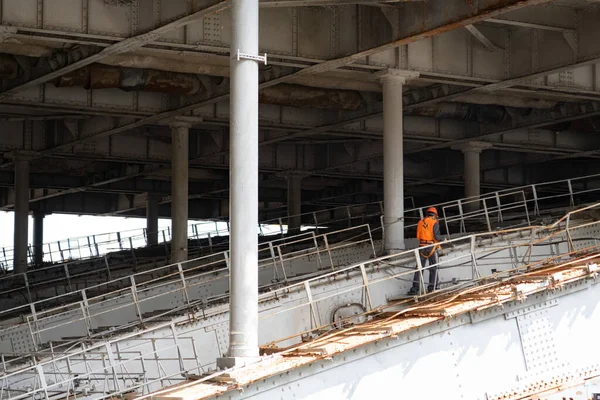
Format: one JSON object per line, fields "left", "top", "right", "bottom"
{"left": 147, "top": 252, "right": 600, "bottom": 400}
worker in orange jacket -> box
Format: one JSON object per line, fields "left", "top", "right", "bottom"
{"left": 407, "top": 207, "right": 445, "bottom": 295}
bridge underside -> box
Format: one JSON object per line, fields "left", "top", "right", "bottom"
{"left": 1, "top": 0, "right": 600, "bottom": 399}
{"left": 1, "top": 0, "right": 600, "bottom": 222}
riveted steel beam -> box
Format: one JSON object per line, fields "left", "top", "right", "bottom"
{"left": 8, "top": 0, "right": 553, "bottom": 169}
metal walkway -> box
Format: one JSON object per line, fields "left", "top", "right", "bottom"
{"left": 153, "top": 249, "right": 600, "bottom": 400}
{"left": 1, "top": 200, "right": 598, "bottom": 399}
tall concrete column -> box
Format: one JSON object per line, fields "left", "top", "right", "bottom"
{"left": 146, "top": 193, "right": 159, "bottom": 246}
{"left": 13, "top": 157, "right": 30, "bottom": 274}
{"left": 377, "top": 69, "right": 419, "bottom": 254}
{"left": 170, "top": 119, "right": 190, "bottom": 264}
{"left": 452, "top": 141, "right": 492, "bottom": 211}
{"left": 33, "top": 211, "right": 44, "bottom": 267}
{"left": 286, "top": 173, "right": 304, "bottom": 234}
{"left": 221, "top": 0, "right": 260, "bottom": 367}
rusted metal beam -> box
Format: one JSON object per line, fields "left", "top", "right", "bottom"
{"left": 0, "top": 0, "right": 231, "bottom": 101}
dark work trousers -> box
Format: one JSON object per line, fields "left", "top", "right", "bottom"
{"left": 411, "top": 249, "right": 439, "bottom": 290}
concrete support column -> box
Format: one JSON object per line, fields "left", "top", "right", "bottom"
{"left": 33, "top": 211, "right": 44, "bottom": 266}
{"left": 221, "top": 0, "right": 260, "bottom": 367}
{"left": 377, "top": 69, "right": 419, "bottom": 254}
{"left": 170, "top": 120, "right": 190, "bottom": 264}
{"left": 286, "top": 173, "right": 304, "bottom": 234}
{"left": 452, "top": 141, "right": 492, "bottom": 211}
{"left": 146, "top": 193, "right": 159, "bottom": 246}
{"left": 13, "top": 157, "right": 30, "bottom": 274}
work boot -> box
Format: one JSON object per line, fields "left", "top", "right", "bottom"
{"left": 407, "top": 286, "right": 419, "bottom": 296}
{"left": 427, "top": 285, "right": 437, "bottom": 293}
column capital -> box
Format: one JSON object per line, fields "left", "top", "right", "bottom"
{"left": 451, "top": 141, "right": 493, "bottom": 154}
{"left": 168, "top": 116, "right": 203, "bottom": 129}
{"left": 372, "top": 69, "right": 420, "bottom": 85}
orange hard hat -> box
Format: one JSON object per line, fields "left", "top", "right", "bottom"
{"left": 426, "top": 207, "right": 438, "bottom": 216}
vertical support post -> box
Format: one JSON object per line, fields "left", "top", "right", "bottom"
{"left": 105, "top": 343, "right": 122, "bottom": 392}
{"left": 13, "top": 156, "right": 30, "bottom": 274}
{"left": 359, "top": 264, "right": 373, "bottom": 311}
{"left": 452, "top": 141, "right": 492, "bottom": 213}
{"left": 93, "top": 235, "right": 99, "bottom": 256}
{"left": 531, "top": 185, "right": 540, "bottom": 216}
{"left": 414, "top": 248, "right": 426, "bottom": 295}
{"left": 130, "top": 276, "right": 144, "bottom": 326}
{"left": 495, "top": 192, "right": 503, "bottom": 222}
{"left": 483, "top": 199, "right": 492, "bottom": 232}
{"left": 221, "top": 0, "right": 260, "bottom": 366}
{"left": 146, "top": 193, "right": 160, "bottom": 246}
{"left": 33, "top": 211, "right": 44, "bottom": 266}
{"left": 457, "top": 200, "right": 466, "bottom": 233}
{"left": 567, "top": 179, "right": 575, "bottom": 207}
{"left": 286, "top": 173, "right": 304, "bottom": 235}
{"left": 378, "top": 69, "right": 419, "bottom": 254}
{"left": 171, "top": 118, "right": 194, "bottom": 264}
{"left": 304, "top": 281, "right": 319, "bottom": 328}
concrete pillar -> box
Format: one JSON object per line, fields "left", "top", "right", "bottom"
{"left": 377, "top": 69, "right": 419, "bottom": 254}
{"left": 170, "top": 120, "right": 190, "bottom": 264}
{"left": 452, "top": 141, "right": 492, "bottom": 211}
{"left": 33, "top": 211, "right": 44, "bottom": 267}
{"left": 13, "top": 157, "right": 30, "bottom": 274}
{"left": 221, "top": 0, "right": 260, "bottom": 367}
{"left": 286, "top": 173, "right": 304, "bottom": 234}
{"left": 146, "top": 193, "right": 159, "bottom": 246}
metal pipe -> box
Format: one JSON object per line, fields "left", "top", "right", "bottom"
{"left": 286, "top": 174, "right": 303, "bottom": 234}
{"left": 33, "top": 211, "right": 44, "bottom": 266}
{"left": 228, "top": 0, "right": 260, "bottom": 360}
{"left": 464, "top": 149, "right": 481, "bottom": 205}
{"left": 146, "top": 193, "right": 159, "bottom": 246}
{"left": 170, "top": 122, "right": 189, "bottom": 264}
{"left": 381, "top": 71, "right": 417, "bottom": 253}
{"left": 453, "top": 142, "right": 492, "bottom": 212}
{"left": 14, "top": 157, "right": 30, "bottom": 274}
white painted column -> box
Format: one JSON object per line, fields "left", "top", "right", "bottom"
{"left": 146, "top": 193, "right": 159, "bottom": 246}
{"left": 222, "top": 0, "right": 260, "bottom": 366}
{"left": 170, "top": 120, "right": 190, "bottom": 264}
{"left": 287, "top": 173, "right": 303, "bottom": 234}
{"left": 377, "top": 69, "right": 419, "bottom": 254}
{"left": 453, "top": 141, "right": 492, "bottom": 211}
{"left": 13, "top": 157, "right": 30, "bottom": 274}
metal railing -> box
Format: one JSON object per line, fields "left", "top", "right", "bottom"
{"left": 1, "top": 203, "right": 598, "bottom": 400}
{"left": 0, "top": 224, "right": 376, "bottom": 367}
{"left": 0, "top": 171, "right": 598, "bottom": 321}
{"left": 2, "top": 171, "right": 598, "bottom": 307}
{"left": 1, "top": 170, "right": 597, "bottom": 273}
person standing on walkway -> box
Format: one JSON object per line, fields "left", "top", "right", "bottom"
{"left": 407, "top": 207, "right": 445, "bottom": 295}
